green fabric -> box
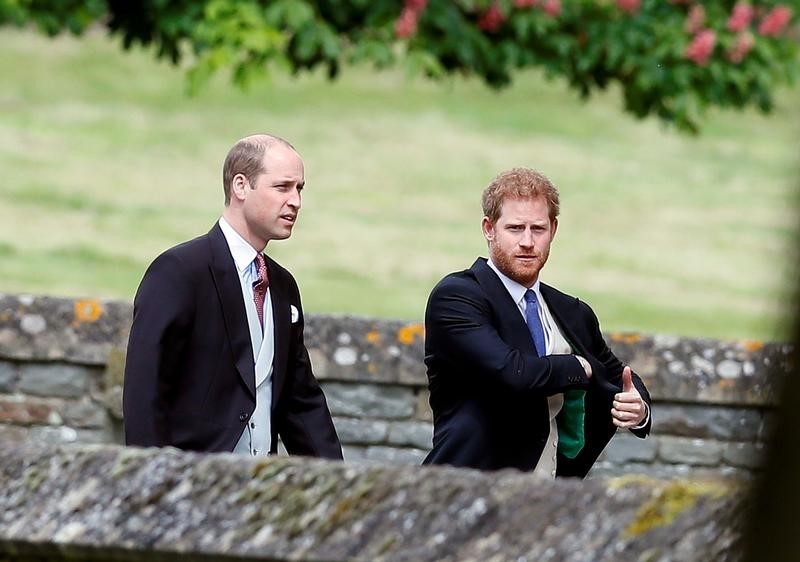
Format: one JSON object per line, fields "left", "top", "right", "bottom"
{"left": 557, "top": 389, "right": 586, "bottom": 459}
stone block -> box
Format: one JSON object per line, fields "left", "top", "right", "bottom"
{"left": 722, "top": 442, "right": 766, "bottom": 469}
{"left": 588, "top": 460, "right": 692, "bottom": 480}
{"left": 415, "top": 388, "right": 433, "bottom": 422}
{"left": 364, "top": 445, "right": 428, "bottom": 466}
{"left": 28, "top": 425, "right": 111, "bottom": 446}
{"left": 99, "top": 346, "right": 126, "bottom": 419}
{"left": 658, "top": 436, "right": 723, "bottom": 466}
{"left": 341, "top": 445, "right": 368, "bottom": 463}
{"left": 18, "top": 363, "right": 93, "bottom": 398}
{"left": 598, "top": 432, "right": 657, "bottom": 464}
{"left": 0, "top": 423, "right": 28, "bottom": 445}
{"left": 304, "top": 316, "right": 426, "bottom": 385}
{"left": 333, "top": 417, "right": 388, "bottom": 445}
{"left": 386, "top": 421, "right": 433, "bottom": 450}
{"left": 588, "top": 461, "right": 751, "bottom": 480}
{"left": 0, "top": 362, "right": 17, "bottom": 392}
{"left": 654, "top": 404, "right": 762, "bottom": 441}
{"left": 0, "top": 395, "right": 63, "bottom": 425}
{"left": 322, "top": 383, "right": 415, "bottom": 419}
{"left": 62, "top": 398, "right": 110, "bottom": 429}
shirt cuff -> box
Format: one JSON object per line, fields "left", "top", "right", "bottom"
{"left": 631, "top": 401, "right": 650, "bottom": 430}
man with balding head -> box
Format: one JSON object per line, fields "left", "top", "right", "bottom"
{"left": 423, "top": 167, "right": 651, "bottom": 477}
{"left": 124, "top": 134, "right": 342, "bottom": 459}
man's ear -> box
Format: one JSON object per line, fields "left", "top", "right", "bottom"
{"left": 551, "top": 218, "right": 558, "bottom": 239}
{"left": 481, "top": 216, "right": 495, "bottom": 241}
{"left": 231, "top": 173, "right": 249, "bottom": 202}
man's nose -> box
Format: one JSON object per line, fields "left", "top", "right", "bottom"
{"left": 519, "top": 229, "right": 535, "bottom": 248}
{"left": 288, "top": 188, "right": 301, "bottom": 209}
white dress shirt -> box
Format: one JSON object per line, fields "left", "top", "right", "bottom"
{"left": 219, "top": 217, "right": 274, "bottom": 457}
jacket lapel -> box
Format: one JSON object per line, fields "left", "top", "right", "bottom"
{"left": 539, "top": 284, "right": 586, "bottom": 354}
{"left": 207, "top": 223, "right": 256, "bottom": 398}
{"left": 471, "top": 258, "right": 538, "bottom": 355}
{"left": 265, "top": 257, "right": 290, "bottom": 411}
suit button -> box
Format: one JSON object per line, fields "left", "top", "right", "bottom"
{"left": 239, "top": 412, "right": 249, "bottom": 422}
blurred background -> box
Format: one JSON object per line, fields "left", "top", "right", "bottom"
{"left": 1, "top": 1, "right": 798, "bottom": 341}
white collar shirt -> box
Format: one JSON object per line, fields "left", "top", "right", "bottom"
{"left": 218, "top": 217, "right": 274, "bottom": 457}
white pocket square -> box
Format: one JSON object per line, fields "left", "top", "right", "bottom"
{"left": 290, "top": 305, "right": 299, "bottom": 324}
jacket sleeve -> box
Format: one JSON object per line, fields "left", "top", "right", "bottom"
{"left": 425, "top": 277, "right": 594, "bottom": 395}
{"left": 275, "top": 284, "right": 343, "bottom": 460}
{"left": 123, "top": 251, "right": 193, "bottom": 447}
{"left": 581, "top": 300, "right": 652, "bottom": 437}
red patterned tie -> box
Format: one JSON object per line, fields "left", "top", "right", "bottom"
{"left": 253, "top": 253, "right": 268, "bottom": 330}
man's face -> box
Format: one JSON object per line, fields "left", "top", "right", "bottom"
{"left": 241, "top": 144, "right": 305, "bottom": 247}
{"left": 482, "top": 195, "right": 557, "bottom": 287}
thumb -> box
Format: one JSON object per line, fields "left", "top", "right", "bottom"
{"left": 622, "top": 366, "right": 634, "bottom": 392}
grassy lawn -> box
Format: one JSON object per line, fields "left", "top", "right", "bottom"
{"left": 0, "top": 27, "right": 798, "bottom": 341}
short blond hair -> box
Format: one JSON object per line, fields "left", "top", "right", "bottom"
{"left": 481, "top": 167, "right": 560, "bottom": 223}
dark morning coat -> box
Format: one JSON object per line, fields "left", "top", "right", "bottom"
{"left": 123, "top": 223, "right": 342, "bottom": 459}
{"left": 422, "top": 258, "right": 651, "bottom": 477}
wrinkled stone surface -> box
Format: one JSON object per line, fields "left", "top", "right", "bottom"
{"left": 654, "top": 404, "right": 765, "bottom": 441}
{"left": 0, "top": 395, "right": 63, "bottom": 426}
{"left": 386, "top": 421, "right": 433, "bottom": 450}
{"left": 362, "top": 445, "right": 428, "bottom": 466}
{"left": 322, "top": 383, "right": 416, "bottom": 419}
{"left": 333, "top": 417, "right": 389, "bottom": 445}
{"left": 0, "top": 444, "right": 747, "bottom": 561}
{"left": 658, "top": 436, "right": 724, "bottom": 466}
{"left": 722, "top": 442, "right": 766, "bottom": 469}
{"left": 0, "top": 294, "right": 131, "bottom": 364}
{"left": 0, "top": 362, "right": 17, "bottom": 393}
{"left": 17, "top": 363, "right": 94, "bottom": 398}
{"left": 597, "top": 432, "right": 658, "bottom": 464}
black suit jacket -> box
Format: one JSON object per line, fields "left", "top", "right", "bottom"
{"left": 422, "top": 258, "right": 651, "bottom": 477}
{"left": 123, "top": 223, "right": 342, "bottom": 459}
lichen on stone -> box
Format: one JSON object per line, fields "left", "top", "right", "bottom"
{"left": 622, "top": 479, "right": 731, "bottom": 538}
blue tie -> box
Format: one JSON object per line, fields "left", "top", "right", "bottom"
{"left": 524, "top": 290, "right": 546, "bottom": 357}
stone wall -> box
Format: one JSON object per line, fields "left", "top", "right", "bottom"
{"left": 0, "top": 444, "right": 748, "bottom": 561}
{"left": 0, "top": 293, "right": 791, "bottom": 478}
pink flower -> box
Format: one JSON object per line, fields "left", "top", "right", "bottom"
{"left": 395, "top": 7, "right": 418, "bottom": 38}
{"left": 616, "top": 0, "right": 641, "bottom": 14}
{"left": 685, "top": 4, "right": 706, "bottom": 34}
{"left": 405, "top": 0, "right": 427, "bottom": 10}
{"left": 542, "top": 0, "right": 561, "bottom": 17}
{"left": 727, "top": 3, "right": 754, "bottom": 32}
{"left": 685, "top": 29, "right": 716, "bottom": 65}
{"left": 758, "top": 5, "right": 793, "bottom": 36}
{"left": 514, "top": 0, "right": 538, "bottom": 7}
{"left": 478, "top": 2, "right": 505, "bottom": 32}
{"left": 728, "top": 32, "right": 755, "bottom": 63}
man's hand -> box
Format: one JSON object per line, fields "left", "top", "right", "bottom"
{"left": 611, "top": 366, "right": 646, "bottom": 428}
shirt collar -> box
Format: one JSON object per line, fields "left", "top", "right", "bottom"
{"left": 486, "top": 258, "right": 542, "bottom": 306}
{"left": 218, "top": 216, "right": 259, "bottom": 275}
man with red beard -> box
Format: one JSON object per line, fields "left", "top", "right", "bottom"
{"left": 422, "top": 168, "right": 651, "bottom": 477}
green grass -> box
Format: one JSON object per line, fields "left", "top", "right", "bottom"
{"left": 1, "top": 27, "right": 798, "bottom": 340}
